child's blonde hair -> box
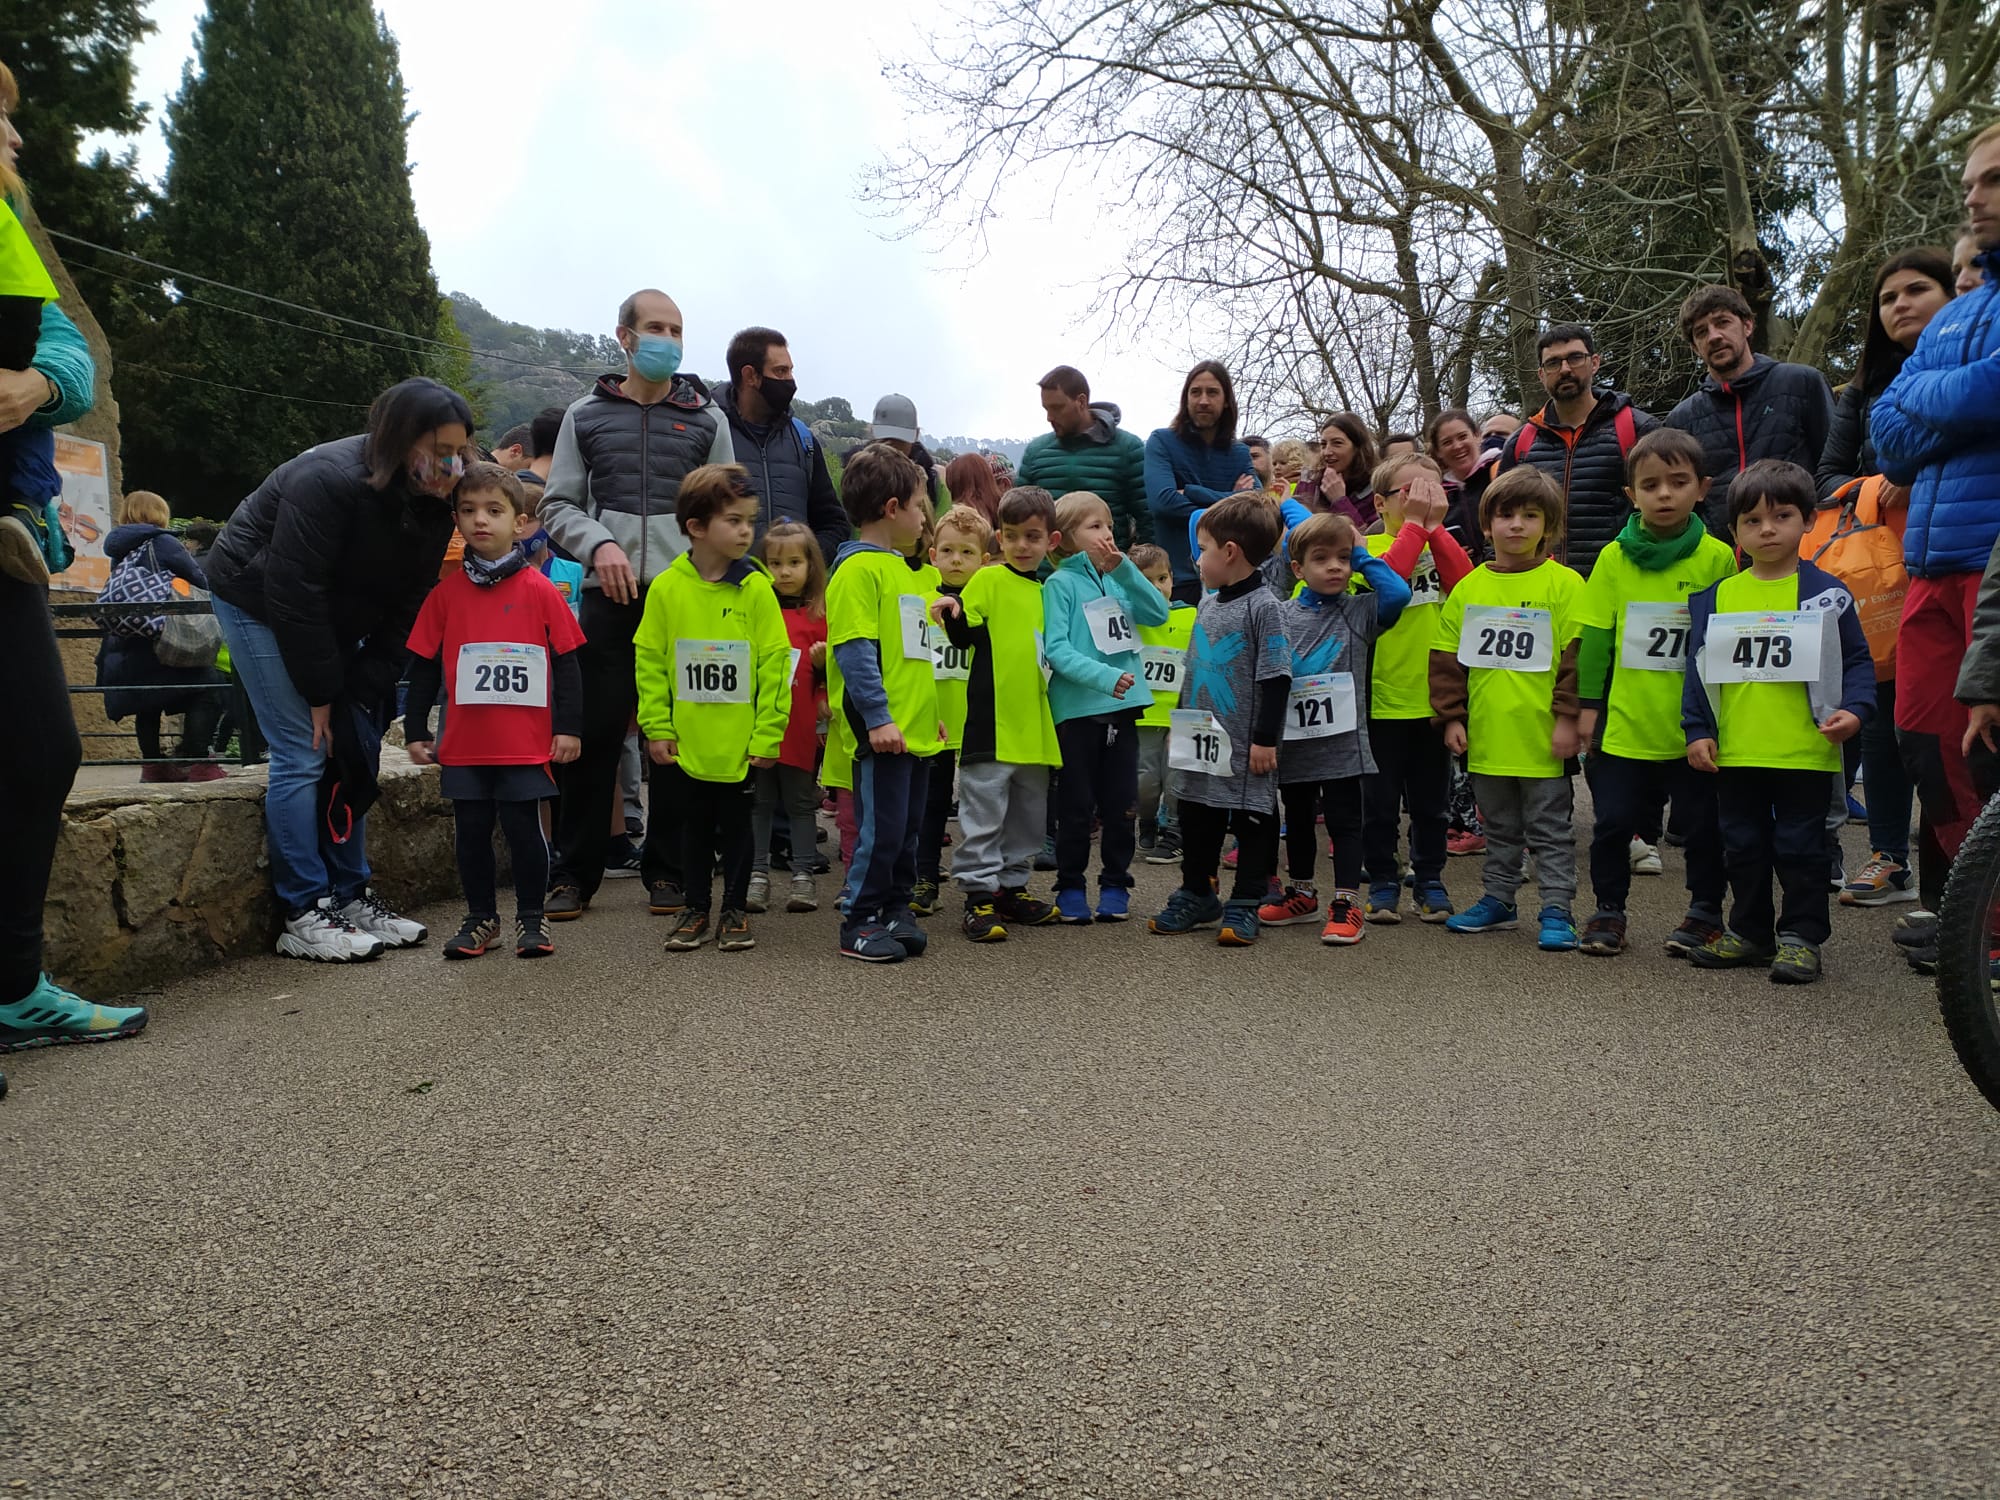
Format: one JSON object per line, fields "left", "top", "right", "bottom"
{"left": 119, "top": 490, "right": 172, "bottom": 527}
{"left": 1288, "top": 511, "right": 1359, "bottom": 567}
{"left": 1053, "top": 490, "right": 1113, "bottom": 552}
{"left": 1129, "top": 542, "right": 1170, "bottom": 577}
{"left": 1371, "top": 453, "right": 1443, "bottom": 503}
{"left": 934, "top": 503, "right": 993, "bottom": 554}
{"left": 1270, "top": 438, "right": 1308, "bottom": 480}
{"left": 758, "top": 520, "right": 827, "bottom": 618}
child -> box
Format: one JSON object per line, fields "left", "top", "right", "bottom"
{"left": 633, "top": 464, "right": 793, "bottom": 953}
{"left": 1044, "top": 490, "right": 1171, "bottom": 922}
{"left": 403, "top": 463, "right": 586, "bottom": 959}
{"left": 1684, "top": 460, "right": 1874, "bottom": 983}
{"left": 933, "top": 487, "right": 1065, "bottom": 941}
{"left": 1148, "top": 493, "right": 1293, "bottom": 946}
{"left": 1270, "top": 438, "right": 1309, "bottom": 498}
{"left": 1575, "top": 429, "right": 1737, "bottom": 957}
{"left": 1132, "top": 543, "right": 1195, "bottom": 865}
{"left": 1357, "top": 455, "right": 1475, "bottom": 926}
{"left": 825, "top": 444, "right": 944, "bottom": 963}
{"left": 1430, "top": 466, "right": 1587, "bottom": 951}
{"left": 748, "top": 521, "right": 828, "bottom": 916}
{"left": 1261, "top": 511, "right": 1414, "bottom": 943}
{"left": 915, "top": 504, "right": 991, "bottom": 914}
{"left": 521, "top": 483, "right": 586, "bottom": 617}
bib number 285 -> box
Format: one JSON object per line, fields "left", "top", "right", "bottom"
{"left": 471, "top": 662, "right": 531, "bottom": 695}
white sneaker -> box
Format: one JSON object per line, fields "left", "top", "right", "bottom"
{"left": 334, "top": 889, "right": 428, "bottom": 948}
{"left": 1629, "top": 837, "right": 1663, "bottom": 876}
{"left": 746, "top": 872, "right": 771, "bottom": 914}
{"left": 278, "top": 900, "right": 385, "bottom": 962}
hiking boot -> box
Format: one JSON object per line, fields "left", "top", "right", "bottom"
{"left": 996, "top": 887, "right": 1058, "bottom": 926}
{"left": 515, "top": 916, "right": 555, "bottom": 959}
{"left": 0, "top": 976, "right": 148, "bottom": 1053}
{"left": 1537, "top": 906, "right": 1580, "bottom": 952}
{"left": 1446, "top": 830, "right": 1486, "bottom": 857}
{"left": 545, "top": 884, "right": 586, "bottom": 922}
{"left": 1217, "top": 899, "right": 1261, "bottom": 946}
{"left": 1364, "top": 881, "right": 1402, "bottom": 925}
{"left": 788, "top": 872, "right": 819, "bottom": 912}
{"left": 1412, "top": 880, "right": 1454, "bottom": 922}
{"left": 443, "top": 914, "right": 501, "bottom": 959}
{"left": 1770, "top": 937, "right": 1822, "bottom": 984}
{"left": 1258, "top": 886, "right": 1321, "bottom": 926}
{"left": 962, "top": 895, "right": 1008, "bottom": 943}
{"left": 1579, "top": 911, "right": 1627, "bottom": 956}
{"left": 1688, "top": 931, "right": 1777, "bottom": 969}
{"left": 648, "top": 881, "right": 686, "bottom": 916}
{"left": 883, "top": 909, "right": 928, "bottom": 957}
{"left": 1840, "top": 853, "right": 1916, "bottom": 907}
{"left": 1055, "top": 888, "right": 1094, "bottom": 924}
{"left": 909, "top": 878, "right": 939, "bottom": 916}
{"left": 1445, "top": 895, "right": 1518, "bottom": 934}
{"left": 1149, "top": 887, "right": 1222, "bottom": 934}
{"left": 1095, "top": 887, "right": 1131, "bottom": 922}
{"left": 278, "top": 899, "right": 384, "bottom": 962}
{"left": 1320, "top": 893, "right": 1365, "bottom": 946}
{"left": 663, "top": 909, "right": 711, "bottom": 951}
{"left": 335, "top": 889, "right": 426, "bottom": 949}
{"left": 1664, "top": 914, "right": 1723, "bottom": 958}
{"left": 842, "top": 922, "right": 906, "bottom": 962}
{"left": 745, "top": 872, "right": 771, "bottom": 914}
{"left": 716, "top": 910, "right": 755, "bottom": 951}
{"left": 1629, "top": 838, "right": 1663, "bottom": 876}
{"left": 1145, "top": 829, "right": 1184, "bottom": 865}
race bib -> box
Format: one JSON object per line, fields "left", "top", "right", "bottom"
{"left": 1034, "top": 629, "right": 1052, "bottom": 686}
{"left": 898, "top": 594, "right": 933, "bottom": 661}
{"left": 1620, "top": 602, "right": 1692, "bottom": 672}
{"left": 1457, "top": 605, "right": 1554, "bottom": 673}
{"left": 1705, "top": 610, "right": 1822, "bottom": 684}
{"left": 1406, "top": 554, "right": 1442, "bottom": 608}
{"left": 1168, "top": 708, "right": 1234, "bottom": 775}
{"left": 455, "top": 642, "right": 548, "bottom": 707}
{"left": 786, "top": 646, "right": 802, "bottom": 683}
{"left": 1140, "top": 646, "right": 1186, "bottom": 704}
{"left": 1083, "top": 594, "right": 1137, "bottom": 655}
{"left": 1284, "top": 672, "right": 1357, "bottom": 741}
{"left": 676, "top": 638, "right": 751, "bottom": 704}
{"left": 933, "top": 635, "right": 972, "bottom": 682}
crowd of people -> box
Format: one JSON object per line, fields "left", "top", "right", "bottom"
{"left": 0, "top": 71, "right": 1996, "bottom": 1086}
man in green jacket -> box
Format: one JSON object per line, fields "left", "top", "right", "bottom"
{"left": 1018, "top": 365, "right": 1152, "bottom": 548}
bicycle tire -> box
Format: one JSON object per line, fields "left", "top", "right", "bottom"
{"left": 1936, "top": 790, "right": 2000, "bottom": 1110}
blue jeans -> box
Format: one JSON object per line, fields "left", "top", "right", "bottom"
{"left": 213, "top": 597, "right": 375, "bottom": 911}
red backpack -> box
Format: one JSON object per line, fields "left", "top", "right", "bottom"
{"left": 1512, "top": 404, "right": 1639, "bottom": 464}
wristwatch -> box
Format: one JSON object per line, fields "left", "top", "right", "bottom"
{"left": 37, "top": 371, "right": 60, "bottom": 412}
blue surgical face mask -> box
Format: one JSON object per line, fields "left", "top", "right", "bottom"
{"left": 629, "top": 333, "right": 683, "bottom": 382}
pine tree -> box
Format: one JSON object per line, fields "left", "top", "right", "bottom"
{"left": 124, "top": 0, "right": 441, "bottom": 510}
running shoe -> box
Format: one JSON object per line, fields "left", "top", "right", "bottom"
{"left": 0, "top": 976, "right": 148, "bottom": 1053}
{"left": 443, "top": 914, "right": 500, "bottom": 960}
{"left": 1445, "top": 895, "right": 1518, "bottom": 934}
{"left": 1258, "top": 886, "right": 1321, "bottom": 926}
{"left": 1149, "top": 887, "right": 1221, "bottom": 934}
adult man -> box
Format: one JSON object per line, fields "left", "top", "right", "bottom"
{"left": 489, "top": 423, "right": 532, "bottom": 471}
{"left": 1144, "top": 360, "right": 1257, "bottom": 601}
{"left": 538, "top": 288, "right": 733, "bottom": 921}
{"left": 1496, "top": 324, "right": 1659, "bottom": 579}
{"left": 867, "top": 394, "right": 942, "bottom": 506}
{"left": 1017, "top": 365, "right": 1153, "bottom": 548}
{"left": 524, "top": 406, "right": 564, "bottom": 482}
{"left": 1881, "top": 121, "right": 2000, "bottom": 947}
{"left": 1244, "top": 435, "right": 1272, "bottom": 489}
{"left": 1665, "top": 285, "right": 1833, "bottom": 527}
{"left": 716, "top": 326, "right": 849, "bottom": 566}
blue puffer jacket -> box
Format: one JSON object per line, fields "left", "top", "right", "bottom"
{"left": 1875, "top": 246, "right": 2000, "bottom": 577}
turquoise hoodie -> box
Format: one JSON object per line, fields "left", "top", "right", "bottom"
{"left": 1042, "top": 550, "right": 1172, "bottom": 724}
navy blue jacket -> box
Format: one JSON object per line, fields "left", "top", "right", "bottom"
{"left": 1143, "top": 426, "right": 1255, "bottom": 588}
{"left": 1682, "top": 559, "right": 1875, "bottom": 748}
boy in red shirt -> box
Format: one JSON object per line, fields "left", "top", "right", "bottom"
{"left": 405, "top": 463, "right": 585, "bottom": 958}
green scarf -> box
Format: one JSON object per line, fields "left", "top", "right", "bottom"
{"left": 1615, "top": 511, "right": 1707, "bottom": 572}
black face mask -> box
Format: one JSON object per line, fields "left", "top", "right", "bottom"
{"left": 758, "top": 376, "right": 798, "bottom": 416}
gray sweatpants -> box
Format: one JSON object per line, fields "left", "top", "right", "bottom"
{"left": 1135, "top": 726, "right": 1182, "bottom": 836}
{"left": 1470, "top": 772, "right": 1576, "bottom": 909}
{"left": 955, "top": 760, "right": 1050, "bottom": 894}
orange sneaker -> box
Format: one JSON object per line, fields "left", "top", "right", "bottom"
{"left": 1320, "top": 892, "right": 1365, "bottom": 946}
{"left": 1257, "top": 885, "right": 1320, "bottom": 926}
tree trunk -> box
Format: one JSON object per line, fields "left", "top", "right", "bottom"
{"left": 1788, "top": 212, "right": 1879, "bottom": 375}
{"left": 1391, "top": 215, "right": 1442, "bottom": 421}
{"left": 1681, "top": 0, "right": 1777, "bottom": 346}
{"left": 1489, "top": 136, "right": 1544, "bottom": 410}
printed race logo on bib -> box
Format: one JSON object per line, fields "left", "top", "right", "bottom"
{"left": 1705, "top": 610, "right": 1821, "bottom": 684}
{"left": 1620, "top": 602, "right": 1691, "bottom": 672}
{"left": 676, "top": 638, "right": 752, "bottom": 704}
{"left": 1083, "top": 594, "right": 1137, "bottom": 655}
{"left": 898, "top": 594, "right": 933, "bottom": 660}
{"left": 1168, "top": 707, "right": 1234, "bottom": 775}
{"left": 1284, "top": 672, "right": 1357, "bottom": 740}
{"left": 1141, "top": 646, "right": 1186, "bottom": 703}
{"left": 455, "top": 642, "right": 548, "bottom": 706}
{"left": 1457, "top": 605, "right": 1554, "bottom": 673}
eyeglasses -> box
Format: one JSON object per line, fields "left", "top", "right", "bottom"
{"left": 1539, "top": 352, "right": 1595, "bottom": 373}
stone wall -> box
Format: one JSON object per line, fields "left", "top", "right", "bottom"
{"left": 47, "top": 761, "right": 466, "bottom": 1000}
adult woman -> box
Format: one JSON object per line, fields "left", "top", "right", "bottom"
{"left": 1425, "top": 407, "right": 1489, "bottom": 563}
{"left": 943, "top": 452, "right": 1003, "bottom": 526}
{"left": 1954, "top": 229, "right": 1989, "bottom": 295}
{"left": 207, "top": 377, "right": 472, "bottom": 962}
{"left": 0, "top": 60, "right": 148, "bottom": 1065}
{"left": 96, "top": 490, "right": 228, "bottom": 783}
{"left": 1814, "top": 246, "right": 1956, "bottom": 906}
{"left": 1297, "top": 413, "right": 1379, "bottom": 532}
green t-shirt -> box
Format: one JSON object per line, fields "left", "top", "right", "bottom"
{"left": 958, "top": 562, "right": 1061, "bottom": 767}
{"left": 1578, "top": 533, "right": 1738, "bottom": 760}
{"left": 928, "top": 583, "right": 971, "bottom": 751}
{"left": 825, "top": 547, "right": 943, "bottom": 787}
{"left": 1433, "top": 558, "right": 1585, "bottom": 778}
{"left": 1710, "top": 570, "right": 1840, "bottom": 772}
{"left": 1365, "top": 531, "right": 1445, "bottom": 720}
{"left": 1136, "top": 603, "right": 1197, "bottom": 730}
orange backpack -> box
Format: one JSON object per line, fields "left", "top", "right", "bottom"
{"left": 1803, "top": 474, "right": 1907, "bottom": 680}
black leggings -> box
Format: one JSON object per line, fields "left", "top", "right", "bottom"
{"left": 137, "top": 698, "right": 223, "bottom": 763}
{"left": 1, "top": 576, "right": 84, "bottom": 1002}
{"left": 455, "top": 798, "right": 550, "bottom": 920}
{"left": 1178, "top": 798, "right": 1279, "bottom": 903}
{"left": 1282, "top": 777, "right": 1364, "bottom": 891}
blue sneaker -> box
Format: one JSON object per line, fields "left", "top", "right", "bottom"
{"left": 1445, "top": 895, "right": 1518, "bottom": 934}
{"left": 1055, "top": 887, "right": 1093, "bottom": 924}
{"left": 1412, "top": 880, "right": 1454, "bottom": 923}
{"left": 1365, "top": 881, "right": 1403, "bottom": 925}
{"left": 1095, "top": 887, "right": 1131, "bottom": 923}
{"left": 1149, "top": 886, "right": 1222, "bottom": 934}
{"left": 883, "top": 909, "right": 929, "bottom": 958}
{"left": 1217, "top": 899, "right": 1261, "bottom": 946}
{"left": 1537, "top": 905, "right": 1580, "bottom": 951}
{"left": 0, "top": 976, "right": 148, "bottom": 1053}
{"left": 839, "top": 923, "right": 905, "bottom": 963}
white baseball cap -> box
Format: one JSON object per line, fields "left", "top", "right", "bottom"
{"left": 870, "top": 393, "right": 920, "bottom": 443}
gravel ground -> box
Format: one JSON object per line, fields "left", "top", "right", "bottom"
{"left": 4, "top": 815, "right": 1997, "bottom": 1499}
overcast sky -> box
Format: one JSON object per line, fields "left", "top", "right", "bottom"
{"left": 99, "top": 0, "right": 1201, "bottom": 443}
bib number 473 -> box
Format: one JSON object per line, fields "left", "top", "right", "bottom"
{"left": 1730, "top": 633, "right": 1793, "bottom": 671}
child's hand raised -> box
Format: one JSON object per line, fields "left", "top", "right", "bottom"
{"left": 550, "top": 734, "right": 580, "bottom": 765}
{"left": 1405, "top": 473, "right": 1449, "bottom": 529}
{"left": 929, "top": 597, "right": 962, "bottom": 625}
{"left": 1443, "top": 721, "right": 1468, "bottom": 756}
{"left": 1087, "top": 534, "right": 1123, "bottom": 574}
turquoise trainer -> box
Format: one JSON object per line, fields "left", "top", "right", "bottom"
{"left": 0, "top": 975, "right": 149, "bottom": 1053}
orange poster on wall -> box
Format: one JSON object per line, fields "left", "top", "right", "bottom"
{"left": 47, "top": 434, "right": 113, "bottom": 592}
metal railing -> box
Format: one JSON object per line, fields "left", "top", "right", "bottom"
{"left": 51, "top": 599, "right": 258, "bottom": 770}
